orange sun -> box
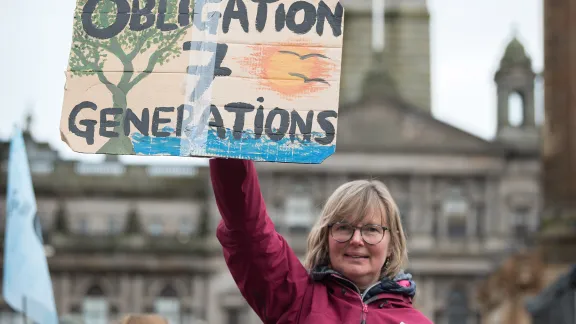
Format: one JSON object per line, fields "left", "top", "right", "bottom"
{"left": 239, "top": 44, "right": 335, "bottom": 99}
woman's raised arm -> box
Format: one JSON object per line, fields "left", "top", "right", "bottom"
{"left": 210, "top": 158, "right": 310, "bottom": 323}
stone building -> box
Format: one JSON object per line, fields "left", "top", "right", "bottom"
{"left": 477, "top": 0, "right": 576, "bottom": 322}
{"left": 0, "top": 1, "right": 542, "bottom": 323}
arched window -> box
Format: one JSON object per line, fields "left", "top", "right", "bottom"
{"left": 508, "top": 91, "right": 524, "bottom": 127}
{"left": 154, "top": 285, "right": 181, "bottom": 324}
{"left": 83, "top": 285, "right": 108, "bottom": 324}
{"left": 447, "top": 286, "right": 470, "bottom": 324}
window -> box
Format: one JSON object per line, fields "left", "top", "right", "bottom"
{"left": 442, "top": 187, "right": 469, "bottom": 238}
{"left": 30, "top": 161, "right": 54, "bottom": 174}
{"left": 147, "top": 166, "right": 197, "bottom": 177}
{"left": 447, "top": 216, "right": 467, "bottom": 238}
{"left": 285, "top": 195, "right": 313, "bottom": 234}
{"left": 27, "top": 145, "right": 56, "bottom": 175}
{"left": 508, "top": 92, "right": 524, "bottom": 127}
{"left": 154, "top": 286, "right": 180, "bottom": 324}
{"left": 79, "top": 217, "right": 89, "bottom": 234}
{"left": 155, "top": 299, "right": 180, "bottom": 324}
{"left": 108, "top": 215, "right": 121, "bottom": 235}
{"left": 75, "top": 162, "right": 125, "bottom": 175}
{"left": 178, "top": 217, "right": 194, "bottom": 236}
{"left": 83, "top": 286, "right": 108, "bottom": 324}
{"left": 226, "top": 308, "right": 241, "bottom": 324}
{"left": 513, "top": 206, "right": 531, "bottom": 239}
{"left": 446, "top": 287, "right": 470, "bottom": 324}
{"left": 148, "top": 217, "right": 164, "bottom": 236}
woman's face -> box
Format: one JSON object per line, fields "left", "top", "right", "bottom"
{"left": 328, "top": 211, "right": 390, "bottom": 290}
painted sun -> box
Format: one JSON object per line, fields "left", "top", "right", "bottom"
{"left": 239, "top": 45, "right": 335, "bottom": 99}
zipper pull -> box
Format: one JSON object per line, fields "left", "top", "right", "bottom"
{"left": 361, "top": 304, "right": 368, "bottom": 324}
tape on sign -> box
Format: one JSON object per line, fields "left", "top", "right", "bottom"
{"left": 180, "top": 0, "right": 222, "bottom": 157}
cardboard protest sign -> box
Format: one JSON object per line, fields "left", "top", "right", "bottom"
{"left": 61, "top": 0, "right": 344, "bottom": 164}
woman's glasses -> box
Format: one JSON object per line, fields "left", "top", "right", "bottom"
{"left": 328, "top": 222, "right": 389, "bottom": 245}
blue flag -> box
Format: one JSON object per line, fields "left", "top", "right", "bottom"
{"left": 3, "top": 129, "right": 58, "bottom": 324}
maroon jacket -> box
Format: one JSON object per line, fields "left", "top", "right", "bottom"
{"left": 211, "top": 158, "right": 433, "bottom": 324}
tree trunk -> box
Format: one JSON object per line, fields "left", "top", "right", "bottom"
{"left": 97, "top": 89, "right": 135, "bottom": 155}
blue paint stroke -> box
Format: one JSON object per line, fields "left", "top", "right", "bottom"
{"left": 131, "top": 127, "right": 182, "bottom": 156}
{"left": 205, "top": 128, "right": 335, "bottom": 164}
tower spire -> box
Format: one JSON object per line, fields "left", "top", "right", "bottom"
{"left": 494, "top": 35, "right": 538, "bottom": 152}
{"left": 511, "top": 22, "right": 519, "bottom": 37}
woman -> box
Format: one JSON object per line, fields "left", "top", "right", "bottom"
{"left": 211, "top": 158, "right": 432, "bottom": 323}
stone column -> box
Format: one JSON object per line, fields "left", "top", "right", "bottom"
{"left": 132, "top": 275, "right": 144, "bottom": 312}
{"left": 540, "top": 0, "right": 576, "bottom": 261}
{"left": 59, "top": 274, "right": 71, "bottom": 314}
{"left": 190, "top": 275, "right": 204, "bottom": 318}
{"left": 204, "top": 179, "right": 220, "bottom": 234}
{"left": 409, "top": 176, "right": 433, "bottom": 250}
{"left": 385, "top": 0, "right": 431, "bottom": 112}
{"left": 119, "top": 274, "right": 131, "bottom": 313}
{"left": 524, "top": 87, "right": 536, "bottom": 127}
{"left": 485, "top": 177, "right": 505, "bottom": 251}
{"left": 414, "top": 276, "right": 434, "bottom": 319}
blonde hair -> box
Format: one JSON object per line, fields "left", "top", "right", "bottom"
{"left": 119, "top": 314, "right": 169, "bottom": 324}
{"left": 304, "top": 179, "right": 408, "bottom": 279}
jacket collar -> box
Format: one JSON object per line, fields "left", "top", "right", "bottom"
{"left": 310, "top": 266, "right": 417, "bottom": 301}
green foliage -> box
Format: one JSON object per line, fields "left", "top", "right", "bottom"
{"left": 68, "top": 0, "right": 193, "bottom": 153}
{"left": 69, "top": 0, "right": 190, "bottom": 92}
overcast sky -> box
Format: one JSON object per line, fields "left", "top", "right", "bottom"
{"left": 0, "top": 0, "right": 543, "bottom": 165}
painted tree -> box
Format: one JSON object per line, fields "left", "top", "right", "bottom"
{"left": 68, "top": 0, "right": 192, "bottom": 154}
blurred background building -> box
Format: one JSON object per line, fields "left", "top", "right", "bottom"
{"left": 0, "top": 0, "right": 545, "bottom": 324}
{"left": 477, "top": 0, "right": 576, "bottom": 323}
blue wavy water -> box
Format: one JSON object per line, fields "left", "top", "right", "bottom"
{"left": 131, "top": 126, "right": 336, "bottom": 163}
{"left": 205, "top": 128, "right": 335, "bottom": 164}
{"left": 131, "top": 127, "right": 181, "bottom": 156}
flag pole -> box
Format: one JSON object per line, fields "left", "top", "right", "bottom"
{"left": 22, "top": 295, "right": 27, "bottom": 324}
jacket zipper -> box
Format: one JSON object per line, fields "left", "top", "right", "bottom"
{"left": 360, "top": 303, "right": 368, "bottom": 324}
{"left": 331, "top": 274, "right": 380, "bottom": 324}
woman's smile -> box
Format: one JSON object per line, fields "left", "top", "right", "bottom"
{"left": 343, "top": 252, "right": 370, "bottom": 260}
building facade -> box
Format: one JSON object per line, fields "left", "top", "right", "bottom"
{"left": 477, "top": 0, "right": 576, "bottom": 322}
{"left": 0, "top": 1, "right": 542, "bottom": 323}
